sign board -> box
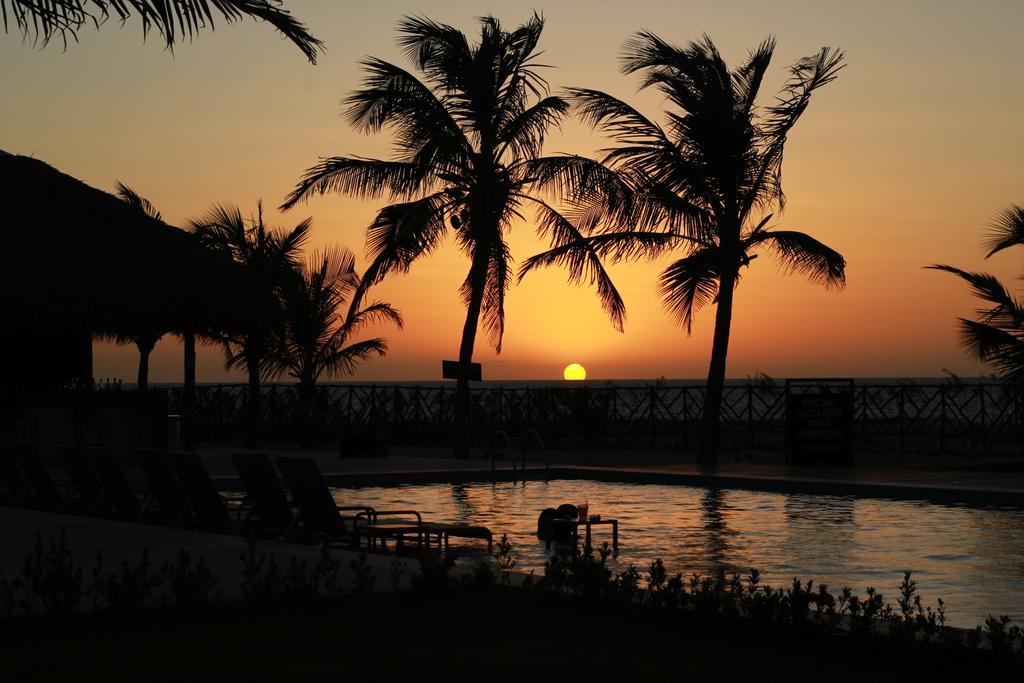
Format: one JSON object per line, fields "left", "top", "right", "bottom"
{"left": 442, "top": 360, "right": 482, "bottom": 382}
{"left": 785, "top": 379, "right": 854, "bottom": 466}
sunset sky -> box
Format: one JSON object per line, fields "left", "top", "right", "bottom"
{"left": 5, "top": 0, "right": 1023, "bottom": 382}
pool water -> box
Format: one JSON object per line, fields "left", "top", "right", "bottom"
{"left": 331, "top": 479, "right": 1024, "bottom": 627}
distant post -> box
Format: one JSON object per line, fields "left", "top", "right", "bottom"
{"left": 785, "top": 378, "right": 854, "bottom": 466}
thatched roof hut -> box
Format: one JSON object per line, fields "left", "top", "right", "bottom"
{"left": 0, "top": 151, "right": 270, "bottom": 394}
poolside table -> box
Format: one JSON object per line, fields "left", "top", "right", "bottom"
{"left": 545, "top": 517, "right": 618, "bottom": 551}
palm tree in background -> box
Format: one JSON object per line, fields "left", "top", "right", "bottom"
{"left": 929, "top": 206, "right": 1024, "bottom": 385}
{"left": 282, "top": 13, "right": 608, "bottom": 458}
{"left": 190, "top": 203, "right": 310, "bottom": 445}
{"left": 272, "top": 246, "right": 403, "bottom": 445}
{"left": 522, "top": 34, "right": 847, "bottom": 463}
{"left": 2, "top": 0, "right": 322, "bottom": 62}
{"left": 114, "top": 181, "right": 167, "bottom": 391}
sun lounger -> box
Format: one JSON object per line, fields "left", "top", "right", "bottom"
{"left": 232, "top": 453, "right": 295, "bottom": 534}
{"left": 85, "top": 446, "right": 142, "bottom": 517}
{"left": 168, "top": 451, "right": 237, "bottom": 529}
{"left": 276, "top": 457, "right": 492, "bottom": 551}
{"left": 56, "top": 444, "right": 105, "bottom": 511}
{"left": 13, "top": 441, "right": 64, "bottom": 509}
{"left": 275, "top": 456, "right": 423, "bottom": 548}
{"left": 136, "top": 447, "right": 189, "bottom": 523}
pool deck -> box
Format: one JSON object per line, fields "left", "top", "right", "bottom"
{"left": 3, "top": 444, "right": 1024, "bottom": 605}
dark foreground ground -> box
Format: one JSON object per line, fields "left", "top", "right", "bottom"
{"left": 3, "top": 589, "right": 1014, "bottom": 682}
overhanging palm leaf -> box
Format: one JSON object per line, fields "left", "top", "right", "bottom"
{"left": 3, "top": 0, "right": 323, "bottom": 62}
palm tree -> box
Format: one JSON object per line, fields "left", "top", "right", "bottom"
{"left": 929, "top": 205, "right": 1024, "bottom": 385}
{"left": 522, "top": 34, "right": 847, "bottom": 463}
{"left": 189, "top": 202, "right": 310, "bottom": 445}
{"left": 114, "top": 181, "right": 167, "bottom": 391}
{"left": 281, "top": 13, "right": 606, "bottom": 458}
{"left": 272, "top": 246, "right": 403, "bottom": 445}
{"left": 3, "top": 0, "right": 322, "bottom": 62}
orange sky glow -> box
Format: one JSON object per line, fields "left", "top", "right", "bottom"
{"left": 5, "top": 0, "right": 1023, "bottom": 382}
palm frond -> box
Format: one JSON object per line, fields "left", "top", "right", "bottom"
{"left": 732, "top": 37, "right": 775, "bottom": 114}
{"left": 984, "top": 204, "right": 1024, "bottom": 257}
{"left": 956, "top": 318, "right": 1024, "bottom": 385}
{"left": 2, "top": 0, "right": 323, "bottom": 62}
{"left": 319, "top": 337, "right": 389, "bottom": 378}
{"left": 518, "top": 199, "right": 627, "bottom": 331}
{"left": 568, "top": 87, "right": 671, "bottom": 147}
{"left": 496, "top": 95, "right": 568, "bottom": 160}
{"left": 395, "top": 13, "right": 471, "bottom": 89}
{"left": 342, "top": 57, "right": 470, "bottom": 166}
{"left": 927, "top": 265, "right": 1018, "bottom": 312}
{"left": 525, "top": 154, "right": 630, "bottom": 208}
{"left": 281, "top": 156, "right": 433, "bottom": 209}
{"left": 361, "top": 191, "right": 452, "bottom": 288}
{"left": 115, "top": 181, "right": 162, "bottom": 220}
{"left": 339, "top": 300, "right": 404, "bottom": 342}
{"left": 749, "top": 46, "right": 845, "bottom": 212}
{"left": 657, "top": 248, "right": 720, "bottom": 333}
{"left": 478, "top": 239, "right": 513, "bottom": 352}
{"left": 749, "top": 229, "right": 846, "bottom": 288}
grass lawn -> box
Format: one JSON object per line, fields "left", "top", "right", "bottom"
{"left": 1, "top": 588, "right": 1008, "bottom": 681}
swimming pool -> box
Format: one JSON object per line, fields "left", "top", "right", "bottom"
{"left": 330, "top": 478, "right": 1024, "bottom": 627}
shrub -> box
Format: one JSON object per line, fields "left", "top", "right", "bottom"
{"left": 159, "top": 550, "right": 219, "bottom": 608}
{"left": 350, "top": 553, "right": 376, "bottom": 595}
{"left": 89, "top": 550, "right": 160, "bottom": 612}
{"left": 19, "top": 530, "right": 82, "bottom": 617}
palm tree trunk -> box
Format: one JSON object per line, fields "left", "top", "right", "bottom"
{"left": 136, "top": 339, "right": 155, "bottom": 392}
{"left": 183, "top": 330, "right": 196, "bottom": 452}
{"left": 453, "top": 249, "right": 489, "bottom": 459}
{"left": 298, "top": 377, "right": 315, "bottom": 449}
{"left": 245, "top": 353, "right": 260, "bottom": 448}
{"left": 698, "top": 271, "right": 737, "bottom": 464}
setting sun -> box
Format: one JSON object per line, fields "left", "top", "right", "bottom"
{"left": 563, "top": 363, "right": 587, "bottom": 381}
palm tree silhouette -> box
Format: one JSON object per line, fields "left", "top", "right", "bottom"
{"left": 929, "top": 205, "right": 1024, "bottom": 384}
{"left": 282, "top": 13, "right": 596, "bottom": 458}
{"left": 272, "top": 246, "right": 403, "bottom": 445}
{"left": 190, "top": 203, "right": 310, "bottom": 445}
{"left": 113, "top": 181, "right": 167, "bottom": 391}
{"left": 522, "top": 34, "right": 847, "bottom": 463}
{"left": 2, "top": 0, "right": 322, "bottom": 62}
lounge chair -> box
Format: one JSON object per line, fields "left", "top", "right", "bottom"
{"left": 56, "top": 444, "right": 105, "bottom": 511}
{"left": 13, "top": 441, "right": 65, "bottom": 509}
{"left": 276, "top": 456, "right": 422, "bottom": 548}
{"left": 232, "top": 453, "right": 294, "bottom": 534}
{"left": 136, "top": 447, "right": 189, "bottom": 523}
{"left": 276, "top": 457, "right": 492, "bottom": 551}
{"left": 168, "top": 451, "right": 237, "bottom": 529}
{"left": 85, "top": 447, "right": 142, "bottom": 517}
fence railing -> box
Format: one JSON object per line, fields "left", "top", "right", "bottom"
{"left": 166, "top": 382, "right": 1024, "bottom": 456}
